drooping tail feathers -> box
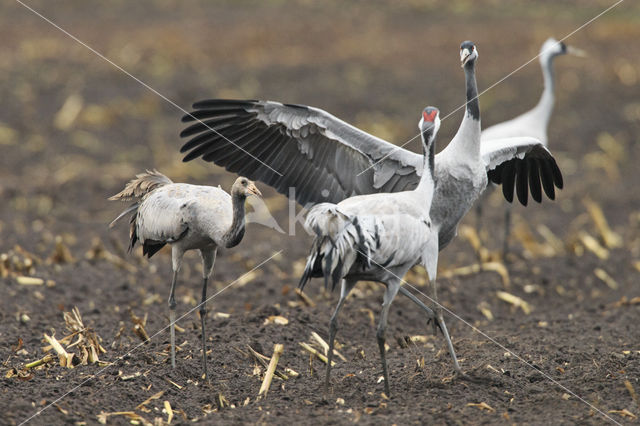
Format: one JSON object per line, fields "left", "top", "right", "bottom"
{"left": 109, "top": 169, "right": 173, "bottom": 253}
{"left": 298, "top": 203, "right": 378, "bottom": 292}
{"left": 109, "top": 169, "right": 173, "bottom": 202}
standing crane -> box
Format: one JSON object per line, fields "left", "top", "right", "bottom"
{"left": 109, "top": 170, "right": 262, "bottom": 380}
{"left": 178, "top": 40, "right": 563, "bottom": 383}
{"left": 299, "top": 106, "right": 450, "bottom": 396}
{"left": 479, "top": 38, "right": 583, "bottom": 256}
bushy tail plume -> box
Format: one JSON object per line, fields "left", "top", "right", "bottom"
{"left": 298, "top": 203, "right": 377, "bottom": 292}
{"left": 109, "top": 169, "right": 173, "bottom": 202}
{"left": 109, "top": 169, "right": 173, "bottom": 252}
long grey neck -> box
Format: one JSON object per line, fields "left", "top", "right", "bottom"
{"left": 222, "top": 194, "right": 246, "bottom": 248}
{"left": 534, "top": 54, "right": 556, "bottom": 126}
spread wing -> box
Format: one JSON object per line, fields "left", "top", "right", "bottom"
{"left": 180, "top": 99, "right": 422, "bottom": 206}
{"left": 481, "top": 137, "right": 563, "bottom": 205}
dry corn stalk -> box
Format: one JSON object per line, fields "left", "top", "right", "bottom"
{"left": 496, "top": 291, "right": 531, "bottom": 314}
{"left": 594, "top": 268, "right": 618, "bottom": 290}
{"left": 164, "top": 400, "right": 174, "bottom": 424}
{"left": 459, "top": 225, "right": 491, "bottom": 262}
{"left": 583, "top": 198, "right": 623, "bottom": 249}
{"left": 295, "top": 288, "right": 316, "bottom": 307}
{"left": 43, "top": 334, "right": 74, "bottom": 368}
{"left": 299, "top": 342, "right": 335, "bottom": 366}
{"left": 513, "top": 221, "right": 556, "bottom": 258}
{"left": 311, "top": 331, "right": 347, "bottom": 362}
{"left": 440, "top": 262, "right": 510, "bottom": 288}
{"left": 467, "top": 402, "right": 495, "bottom": 412}
{"left": 42, "top": 307, "right": 106, "bottom": 367}
{"left": 577, "top": 231, "right": 609, "bottom": 260}
{"left": 258, "top": 344, "right": 284, "bottom": 397}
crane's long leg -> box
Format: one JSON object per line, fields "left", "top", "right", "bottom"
{"left": 377, "top": 279, "right": 400, "bottom": 397}
{"left": 199, "top": 249, "right": 217, "bottom": 382}
{"left": 168, "top": 270, "right": 179, "bottom": 369}
{"left": 430, "top": 277, "right": 462, "bottom": 375}
{"left": 325, "top": 279, "right": 356, "bottom": 395}
{"left": 503, "top": 203, "right": 512, "bottom": 261}
{"left": 421, "top": 238, "right": 463, "bottom": 375}
{"left": 398, "top": 287, "right": 437, "bottom": 323}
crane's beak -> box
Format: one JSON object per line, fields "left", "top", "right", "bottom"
{"left": 460, "top": 48, "right": 471, "bottom": 67}
{"left": 566, "top": 45, "right": 587, "bottom": 57}
{"left": 247, "top": 183, "right": 262, "bottom": 198}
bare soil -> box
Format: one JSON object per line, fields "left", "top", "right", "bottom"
{"left": 1, "top": 1, "right": 639, "bottom": 425}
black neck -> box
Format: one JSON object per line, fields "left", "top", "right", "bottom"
{"left": 421, "top": 130, "right": 436, "bottom": 178}
{"left": 464, "top": 61, "right": 480, "bottom": 121}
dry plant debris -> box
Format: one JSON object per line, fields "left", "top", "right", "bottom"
{"left": 299, "top": 342, "right": 335, "bottom": 366}
{"left": 258, "top": 344, "right": 284, "bottom": 397}
{"left": 130, "top": 309, "right": 151, "bottom": 343}
{"left": 440, "top": 261, "right": 510, "bottom": 288}
{"left": 496, "top": 291, "right": 532, "bottom": 314}
{"left": 467, "top": 402, "right": 496, "bottom": 412}
{"left": 85, "top": 237, "right": 137, "bottom": 273}
{"left": 594, "top": 268, "right": 619, "bottom": 290}
{"left": 247, "top": 345, "right": 298, "bottom": 380}
{"left": 40, "top": 306, "right": 106, "bottom": 368}
{"left": 583, "top": 198, "right": 623, "bottom": 249}
{"left": 263, "top": 315, "right": 289, "bottom": 326}
{"left": 311, "top": 331, "right": 347, "bottom": 361}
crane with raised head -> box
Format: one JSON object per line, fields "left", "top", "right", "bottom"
{"left": 299, "top": 106, "right": 450, "bottom": 396}
{"left": 479, "top": 37, "right": 582, "bottom": 255}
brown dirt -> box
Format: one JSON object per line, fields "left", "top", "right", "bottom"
{"left": 1, "top": 1, "right": 639, "bottom": 425}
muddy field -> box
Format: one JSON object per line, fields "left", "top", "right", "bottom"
{"left": 1, "top": 1, "right": 640, "bottom": 424}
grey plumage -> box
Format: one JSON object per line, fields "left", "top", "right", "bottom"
{"left": 179, "top": 40, "right": 564, "bottom": 391}
{"left": 298, "top": 107, "right": 461, "bottom": 396}
{"left": 179, "top": 68, "right": 563, "bottom": 246}
{"left": 110, "top": 171, "right": 262, "bottom": 380}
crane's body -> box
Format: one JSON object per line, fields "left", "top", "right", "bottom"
{"left": 110, "top": 171, "right": 261, "bottom": 381}
{"left": 136, "top": 184, "right": 237, "bottom": 255}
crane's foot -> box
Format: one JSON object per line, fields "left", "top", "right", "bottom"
{"left": 426, "top": 317, "right": 444, "bottom": 336}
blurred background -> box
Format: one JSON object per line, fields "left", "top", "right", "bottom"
{"left": 1, "top": 1, "right": 639, "bottom": 423}
{"left": 1, "top": 1, "right": 638, "bottom": 259}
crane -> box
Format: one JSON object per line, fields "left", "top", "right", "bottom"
{"left": 299, "top": 106, "right": 451, "bottom": 396}
{"left": 110, "top": 170, "right": 262, "bottom": 380}
{"left": 479, "top": 37, "right": 583, "bottom": 256}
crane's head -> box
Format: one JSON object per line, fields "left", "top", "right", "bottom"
{"left": 460, "top": 41, "right": 478, "bottom": 67}
{"left": 419, "top": 106, "right": 440, "bottom": 174}
{"left": 232, "top": 177, "right": 262, "bottom": 198}
{"left": 540, "top": 37, "right": 586, "bottom": 60}
{"left": 418, "top": 106, "right": 440, "bottom": 147}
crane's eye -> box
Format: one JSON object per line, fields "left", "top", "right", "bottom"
{"left": 242, "top": 179, "right": 248, "bottom": 186}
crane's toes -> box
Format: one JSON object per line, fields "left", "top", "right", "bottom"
{"left": 453, "top": 366, "right": 468, "bottom": 379}
{"left": 426, "top": 317, "right": 444, "bottom": 336}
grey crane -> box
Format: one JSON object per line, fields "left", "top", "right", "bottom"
{"left": 178, "top": 39, "right": 563, "bottom": 380}
{"left": 298, "top": 106, "right": 450, "bottom": 396}
{"left": 479, "top": 38, "right": 582, "bottom": 255}
{"left": 178, "top": 44, "right": 562, "bottom": 251}
{"left": 109, "top": 170, "right": 262, "bottom": 380}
